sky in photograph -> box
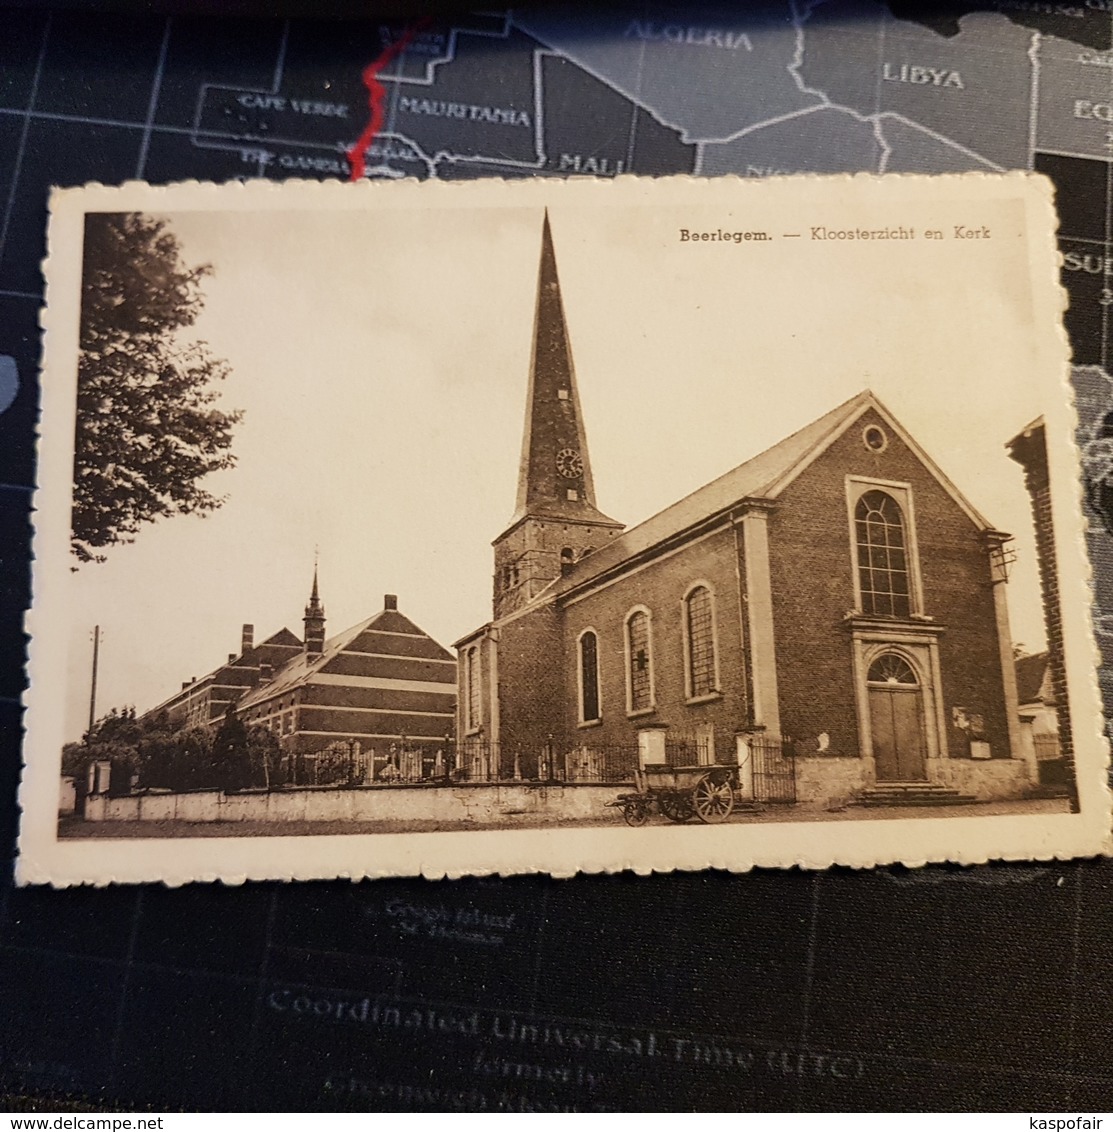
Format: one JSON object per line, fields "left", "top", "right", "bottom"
{"left": 59, "top": 191, "right": 1055, "bottom": 741}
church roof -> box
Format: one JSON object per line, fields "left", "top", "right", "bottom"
{"left": 540, "top": 389, "right": 993, "bottom": 602}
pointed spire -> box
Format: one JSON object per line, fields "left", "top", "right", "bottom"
{"left": 508, "top": 211, "right": 621, "bottom": 530}
{"left": 304, "top": 560, "right": 325, "bottom": 658}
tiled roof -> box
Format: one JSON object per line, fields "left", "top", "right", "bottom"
{"left": 542, "top": 390, "right": 878, "bottom": 600}
{"left": 237, "top": 607, "right": 451, "bottom": 710}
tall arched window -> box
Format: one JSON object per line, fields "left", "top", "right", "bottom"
{"left": 465, "top": 646, "right": 481, "bottom": 732}
{"left": 855, "top": 490, "right": 911, "bottom": 618}
{"left": 626, "top": 609, "right": 653, "bottom": 713}
{"left": 579, "top": 630, "right": 601, "bottom": 723}
{"left": 685, "top": 585, "right": 717, "bottom": 698}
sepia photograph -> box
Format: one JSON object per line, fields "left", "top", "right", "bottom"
{"left": 17, "top": 173, "right": 1108, "bottom": 884}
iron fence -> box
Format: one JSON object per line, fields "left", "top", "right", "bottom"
{"left": 280, "top": 739, "right": 451, "bottom": 787}
{"left": 273, "top": 733, "right": 800, "bottom": 799}
{"left": 743, "top": 735, "right": 797, "bottom": 804}
{"left": 452, "top": 738, "right": 640, "bottom": 784}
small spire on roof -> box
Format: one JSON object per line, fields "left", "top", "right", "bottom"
{"left": 304, "top": 557, "right": 326, "bottom": 658}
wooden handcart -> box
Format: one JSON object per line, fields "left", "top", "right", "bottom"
{"left": 608, "top": 763, "right": 737, "bottom": 826}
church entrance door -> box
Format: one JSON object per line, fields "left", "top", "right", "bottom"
{"left": 867, "top": 653, "right": 928, "bottom": 782}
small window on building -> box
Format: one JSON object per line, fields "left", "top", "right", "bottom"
{"left": 560, "top": 547, "right": 575, "bottom": 574}
{"left": 579, "top": 631, "right": 601, "bottom": 723}
{"left": 558, "top": 388, "right": 570, "bottom": 400}
{"left": 854, "top": 490, "right": 912, "bottom": 618}
{"left": 566, "top": 489, "right": 578, "bottom": 501}
{"left": 685, "top": 585, "right": 717, "bottom": 698}
{"left": 862, "top": 424, "right": 888, "bottom": 453}
{"left": 626, "top": 609, "right": 653, "bottom": 713}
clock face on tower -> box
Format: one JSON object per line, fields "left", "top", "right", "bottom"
{"left": 556, "top": 448, "right": 583, "bottom": 479}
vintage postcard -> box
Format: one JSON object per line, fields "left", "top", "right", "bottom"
{"left": 17, "top": 172, "right": 1111, "bottom": 885}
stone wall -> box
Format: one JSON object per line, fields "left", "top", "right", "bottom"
{"left": 83, "top": 783, "right": 619, "bottom": 826}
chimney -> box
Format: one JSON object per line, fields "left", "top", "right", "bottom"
{"left": 384, "top": 594, "right": 398, "bottom": 611}
{"left": 181, "top": 681, "right": 190, "bottom": 690}
{"left": 227, "top": 653, "right": 236, "bottom": 664}
{"left": 241, "top": 624, "right": 254, "bottom": 653}
{"left": 260, "top": 662, "right": 273, "bottom": 682}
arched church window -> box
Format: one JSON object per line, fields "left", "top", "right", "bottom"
{"left": 465, "top": 646, "right": 481, "bottom": 732}
{"left": 854, "top": 490, "right": 911, "bottom": 618}
{"left": 579, "top": 631, "right": 601, "bottom": 723}
{"left": 626, "top": 609, "right": 653, "bottom": 713}
{"left": 685, "top": 585, "right": 717, "bottom": 698}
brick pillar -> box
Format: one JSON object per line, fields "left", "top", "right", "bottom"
{"left": 1008, "top": 420, "right": 1078, "bottom": 811}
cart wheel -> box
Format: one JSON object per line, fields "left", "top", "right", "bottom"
{"left": 693, "top": 773, "right": 734, "bottom": 823}
{"left": 622, "top": 799, "right": 648, "bottom": 827}
{"left": 659, "top": 793, "right": 694, "bottom": 824}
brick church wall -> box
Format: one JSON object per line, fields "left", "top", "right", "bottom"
{"left": 556, "top": 525, "right": 749, "bottom": 758}
{"left": 771, "top": 407, "right": 1011, "bottom": 760}
{"left": 494, "top": 604, "right": 564, "bottom": 772}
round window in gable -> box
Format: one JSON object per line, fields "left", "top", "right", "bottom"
{"left": 862, "top": 424, "right": 888, "bottom": 453}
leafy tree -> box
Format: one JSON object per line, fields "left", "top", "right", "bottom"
{"left": 211, "top": 702, "right": 254, "bottom": 792}
{"left": 67, "top": 705, "right": 149, "bottom": 796}
{"left": 137, "top": 726, "right": 217, "bottom": 793}
{"left": 73, "top": 212, "right": 241, "bottom": 563}
{"left": 66, "top": 702, "right": 287, "bottom": 795}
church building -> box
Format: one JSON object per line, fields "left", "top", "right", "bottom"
{"left": 455, "top": 215, "right": 1036, "bottom": 807}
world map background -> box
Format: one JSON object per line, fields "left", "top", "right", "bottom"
{"left": 1, "top": 0, "right": 1113, "bottom": 1111}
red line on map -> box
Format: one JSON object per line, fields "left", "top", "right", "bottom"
{"left": 347, "top": 20, "right": 431, "bottom": 181}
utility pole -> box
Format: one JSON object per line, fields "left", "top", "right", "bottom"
{"left": 87, "top": 625, "right": 100, "bottom": 736}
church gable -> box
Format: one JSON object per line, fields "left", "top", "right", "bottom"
{"left": 770, "top": 403, "right": 999, "bottom": 635}
{"left": 768, "top": 403, "right": 1011, "bottom": 768}
{"left": 776, "top": 404, "right": 992, "bottom": 545}
{"left": 767, "top": 397, "right": 991, "bottom": 532}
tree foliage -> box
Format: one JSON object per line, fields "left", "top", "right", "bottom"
{"left": 73, "top": 212, "right": 241, "bottom": 563}
{"left": 66, "top": 703, "right": 282, "bottom": 795}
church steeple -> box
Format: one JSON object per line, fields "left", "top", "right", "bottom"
{"left": 493, "top": 212, "right": 623, "bottom": 619}
{"left": 303, "top": 563, "right": 326, "bottom": 658}
{"left": 510, "top": 210, "right": 618, "bottom": 528}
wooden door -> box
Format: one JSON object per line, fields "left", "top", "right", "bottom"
{"left": 870, "top": 686, "right": 927, "bottom": 781}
